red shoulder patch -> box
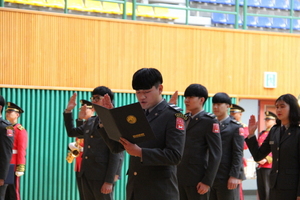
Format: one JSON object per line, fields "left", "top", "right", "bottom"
{"left": 7, "top": 129, "right": 14, "bottom": 137}
{"left": 176, "top": 117, "right": 185, "bottom": 130}
{"left": 212, "top": 123, "right": 220, "bottom": 133}
{"left": 239, "top": 127, "right": 245, "bottom": 136}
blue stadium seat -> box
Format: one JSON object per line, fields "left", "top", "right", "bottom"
{"left": 247, "top": 0, "right": 260, "bottom": 7}
{"left": 272, "top": 18, "right": 289, "bottom": 29}
{"left": 199, "top": 0, "right": 216, "bottom": 3}
{"left": 227, "top": 14, "right": 242, "bottom": 25}
{"left": 294, "top": 0, "right": 300, "bottom": 11}
{"left": 211, "top": 12, "right": 227, "bottom": 24}
{"left": 293, "top": 19, "right": 300, "bottom": 30}
{"left": 274, "top": 0, "right": 290, "bottom": 9}
{"left": 259, "top": 0, "right": 275, "bottom": 9}
{"left": 257, "top": 17, "right": 272, "bottom": 28}
{"left": 246, "top": 16, "right": 258, "bottom": 27}
{"left": 215, "top": 0, "right": 234, "bottom": 5}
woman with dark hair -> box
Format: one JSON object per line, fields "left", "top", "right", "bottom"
{"left": 246, "top": 93, "right": 300, "bottom": 200}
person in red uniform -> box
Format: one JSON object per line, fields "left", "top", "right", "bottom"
{"left": 67, "top": 99, "right": 94, "bottom": 200}
{"left": 4, "top": 103, "right": 28, "bottom": 200}
{"left": 230, "top": 104, "right": 248, "bottom": 200}
{"left": 255, "top": 111, "right": 276, "bottom": 200}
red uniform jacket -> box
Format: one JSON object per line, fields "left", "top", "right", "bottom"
{"left": 74, "top": 138, "right": 84, "bottom": 172}
{"left": 10, "top": 123, "right": 28, "bottom": 171}
{"left": 257, "top": 130, "right": 272, "bottom": 168}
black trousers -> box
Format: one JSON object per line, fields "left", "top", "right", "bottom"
{"left": 256, "top": 168, "right": 271, "bottom": 200}
{"left": 209, "top": 179, "right": 240, "bottom": 200}
{"left": 76, "top": 172, "right": 84, "bottom": 200}
{"left": 0, "top": 185, "right": 8, "bottom": 200}
{"left": 178, "top": 184, "right": 209, "bottom": 200}
{"left": 80, "top": 174, "right": 114, "bottom": 200}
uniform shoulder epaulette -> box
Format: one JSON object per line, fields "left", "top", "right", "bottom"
{"left": 231, "top": 119, "right": 241, "bottom": 125}
{"left": 17, "top": 125, "right": 25, "bottom": 130}
{"left": 168, "top": 103, "right": 183, "bottom": 112}
{"left": 175, "top": 113, "right": 189, "bottom": 120}
{"left": 205, "top": 112, "right": 216, "bottom": 119}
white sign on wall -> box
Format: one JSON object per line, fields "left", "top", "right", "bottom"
{"left": 264, "top": 72, "right": 277, "bottom": 88}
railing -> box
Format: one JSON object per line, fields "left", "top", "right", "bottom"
{"left": 1, "top": 0, "right": 300, "bottom": 33}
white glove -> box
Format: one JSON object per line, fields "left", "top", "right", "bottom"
{"left": 80, "top": 147, "right": 84, "bottom": 152}
{"left": 15, "top": 171, "right": 24, "bottom": 177}
{"left": 68, "top": 142, "right": 78, "bottom": 151}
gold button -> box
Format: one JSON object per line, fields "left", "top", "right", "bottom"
{"left": 277, "top": 158, "right": 279, "bottom": 161}
{"left": 133, "top": 172, "right": 137, "bottom": 176}
{"left": 90, "top": 135, "right": 93, "bottom": 138}
{"left": 276, "top": 170, "right": 278, "bottom": 173}
{"left": 85, "top": 156, "right": 88, "bottom": 159}
{"left": 277, "top": 147, "right": 279, "bottom": 150}
{"left": 88, "top": 145, "right": 91, "bottom": 148}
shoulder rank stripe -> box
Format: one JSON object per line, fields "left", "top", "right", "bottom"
{"left": 168, "top": 104, "right": 183, "bottom": 112}
{"left": 206, "top": 113, "right": 216, "bottom": 119}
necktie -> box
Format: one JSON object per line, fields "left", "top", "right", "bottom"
{"left": 145, "top": 109, "right": 150, "bottom": 116}
{"left": 280, "top": 126, "right": 286, "bottom": 139}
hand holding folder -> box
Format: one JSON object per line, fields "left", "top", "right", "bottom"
{"left": 93, "top": 102, "right": 156, "bottom": 144}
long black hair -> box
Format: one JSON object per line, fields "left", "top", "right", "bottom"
{"left": 275, "top": 94, "right": 300, "bottom": 126}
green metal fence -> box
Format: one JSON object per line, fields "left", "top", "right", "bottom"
{"left": 0, "top": 87, "right": 235, "bottom": 200}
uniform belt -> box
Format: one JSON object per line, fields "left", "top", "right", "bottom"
{"left": 13, "top": 150, "right": 18, "bottom": 154}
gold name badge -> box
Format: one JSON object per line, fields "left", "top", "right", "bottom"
{"left": 133, "top": 133, "right": 145, "bottom": 138}
{"left": 127, "top": 115, "right": 137, "bottom": 124}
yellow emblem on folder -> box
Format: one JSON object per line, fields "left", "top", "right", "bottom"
{"left": 127, "top": 115, "right": 137, "bottom": 124}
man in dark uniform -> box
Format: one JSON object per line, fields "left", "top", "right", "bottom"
{"left": 66, "top": 99, "right": 95, "bottom": 200}
{"left": 230, "top": 104, "right": 249, "bottom": 200}
{"left": 64, "top": 87, "right": 123, "bottom": 200}
{"left": 5, "top": 102, "right": 28, "bottom": 200}
{"left": 0, "top": 96, "right": 14, "bottom": 200}
{"left": 99, "top": 68, "right": 186, "bottom": 200}
{"left": 252, "top": 111, "right": 276, "bottom": 200}
{"left": 177, "top": 84, "right": 222, "bottom": 200}
{"left": 210, "top": 93, "right": 245, "bottom": 200}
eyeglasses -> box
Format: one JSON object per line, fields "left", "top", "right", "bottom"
{"left": 90, "top": 96, "right": 103, "bottom": 102}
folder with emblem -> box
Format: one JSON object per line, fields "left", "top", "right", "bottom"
{"left": 4, "top": 164, "right": 15, "bottom": 184}
{"left": 93, "top": 103, "right": 156, "bottom": 144}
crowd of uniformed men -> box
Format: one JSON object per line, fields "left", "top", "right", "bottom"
{"left": 1, "top": 68, "right": 300, "bottom": 200}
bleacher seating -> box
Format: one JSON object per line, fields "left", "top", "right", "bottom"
{"left": 272, "top": 18, "right": 289, "bottom": 29}
{"left": 211, "top": 12, "right": 227, "bottom": 24}
{"left": 259, "top": 0, "right": 275, "bottom": 9}
{"left": 246, "top": 0, "right": 260, "bottom": 7}
{"left": 274, "top": 0, "right": 289, "bottom": 10}
{"left": 246, "top": 16, "right": 258, "bottom": 27}
{"left": 227, "top": 13, "right": 242, "bottom": 25}
{"left": 256, "top": 17, "right": 272, "bottom": 28}
{"left": 293, "top": 19, "right": 300, "bottom": 30}
{"left": 295, "top": 0, "right": 300, "bottom": 11}
{"left": 85, "top": 0, "right": 103, "bottom": 13}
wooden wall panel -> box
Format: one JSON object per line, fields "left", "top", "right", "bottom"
{"left": 1, "top": 8, "right": 300, "bottom": 99}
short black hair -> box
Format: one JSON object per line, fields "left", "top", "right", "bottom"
{"left": 212, "top": 92, "right": 231, "bottom": 105}
{"left": 0, "top": 95, "right": 5, "bottom": 114}
{"left": 184, "top": 84, "right": 208, "bottom": 105}
{"left": 92, "top": 86, "right": 114, "bottom": 101}
{"left": 132, "top": 68, "right": 163, "bottom": 90}
{"left": 275, "top": 94, "right": 300, "bottom": 126}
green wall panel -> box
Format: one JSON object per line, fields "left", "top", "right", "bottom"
{"left": 0, "top": 88, "right": 235, "bottom": 200}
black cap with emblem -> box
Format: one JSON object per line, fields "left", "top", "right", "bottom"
{"left": 230, "top": 104, "right": 245, "bottom": 113}
{"left": 80, "top": 99, "right": 93, "bottom": 109}
{"left": 265, "top": 111, "right": 277, "bottom": 120}
{"left": 6, "top": 102, "right": 24, "bottom": 114}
